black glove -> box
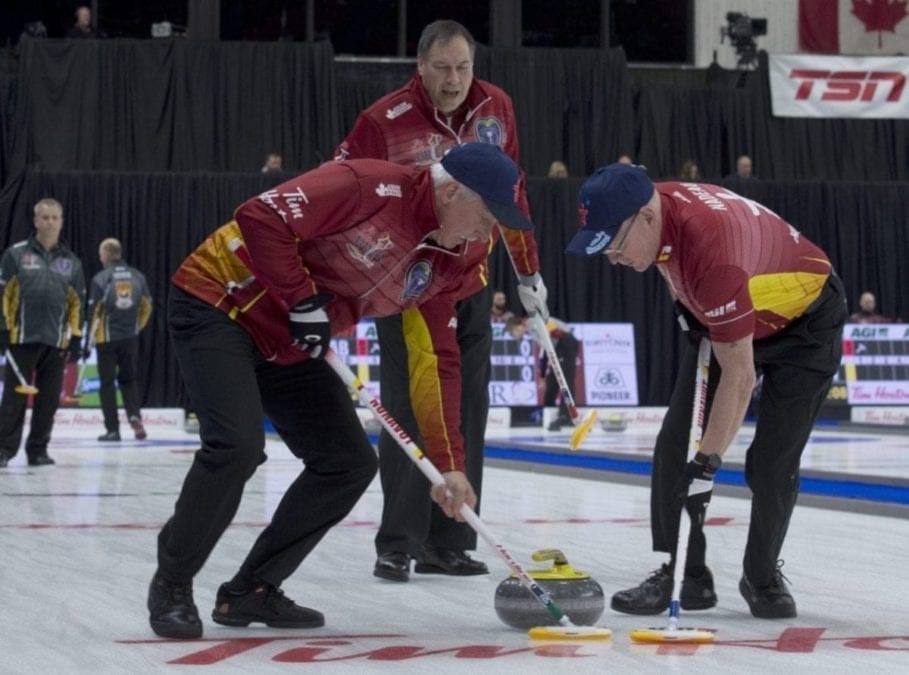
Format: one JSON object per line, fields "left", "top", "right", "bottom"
{"left": 0, "top": 330, "right": 9, "bottom": 352}
{"left": 82, "top": 342, "right": 92, "bottom": 361}
{"left": 288, "top": 293, "right": 333, "bottom": 359}
{"left": 674, "top": 451, "right": 722, "bottom": 526}
{"left": 67, "top": 339, "right": 82, "bottom": 363}
{"left": 675, "top": 301, "right": 709, "bottom": 348}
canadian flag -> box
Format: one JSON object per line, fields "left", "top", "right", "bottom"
{"left": 800, "top": 0, "right": 909, "bottom": 54}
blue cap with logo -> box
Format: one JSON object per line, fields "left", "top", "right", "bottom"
{"left": 440, "top": 143, "right": 533, "bottom": 231}
{"left": 565, "top": 163, "right": 654, "bottom": 255}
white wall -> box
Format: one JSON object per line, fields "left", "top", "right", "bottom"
{"left": 693, "top": 0, "right": 800, "bottom": 68}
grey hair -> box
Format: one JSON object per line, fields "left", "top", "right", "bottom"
{"left": 417, "top": 20, "right": 476, "bottom": 60}
{"left": 34, "top": 198, "right": 63, "bottom": 216}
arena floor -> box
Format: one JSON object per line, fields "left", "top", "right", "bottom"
{"left": 2, "top": 417, "right": 908, "bottom": 673}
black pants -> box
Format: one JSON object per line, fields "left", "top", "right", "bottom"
{"left": 374, "top": 285, "right": 491, "bottom": 556}
{"left": 0, "top": 343, "right": 65, "bottom": 460}
{"left": 97, "top": 338, "right": 142, "bottom": 433}
{"left": 544, "top": 333, "right": 579, "bottom": 418}
{"left": 651, "top": 274, "right": 847, "bottom": 585}
{"left": 156, "top": 287, "right": 378, "bottom": 586}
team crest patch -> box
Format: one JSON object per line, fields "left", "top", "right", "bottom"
{"left": 53, "top": 259, "right": 73, "bottom": 275}
{"left": 400, "top": 260, "right": 433, "bottom": 302}
{"left": 474, "top": 117, "right": 504, "bottom": 146}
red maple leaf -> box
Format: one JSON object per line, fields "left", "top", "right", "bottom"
{"left": 852, "top": 0, "right": 909, "bottom": 49}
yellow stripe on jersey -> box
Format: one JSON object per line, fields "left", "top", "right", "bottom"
{"left": 402, "top": 307, "right": 455, "bottom": 470}
{"left": 748, "top": 271, "right": 828, "bottom": 320}
{"left": 3, "top": 277, "right": 21, "bottom": 341}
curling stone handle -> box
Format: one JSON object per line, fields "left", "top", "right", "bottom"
{"left": 532, "top": 549, "right": 569, "bottom": 566}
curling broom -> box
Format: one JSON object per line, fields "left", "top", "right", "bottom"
{"left": 502, "top": 239, "right": 596, "bottom": 450}
{"left": 4, "top": 350, "right": 39, "bottom": 395}
{"left": 527, "top": 313, "right": 597, "bottom": 450}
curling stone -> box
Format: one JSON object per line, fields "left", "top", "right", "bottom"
{"left": 494, "top": 549, "right": 605, "bottom": 629}
{"left": 601, "top": 412, "right": 627, "bottom": 432}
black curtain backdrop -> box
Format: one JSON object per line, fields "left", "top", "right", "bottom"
{"left": 3, "top": 170, "right": 902, "bottom": 408}
{"left": 473, "top": 46, "right": 635, "bottom": 177}
{"left": 5, "top": 41, "right": 907, "bottom": 180}
{"left": 13, "top": 37, "right": 338, "bottom": 174}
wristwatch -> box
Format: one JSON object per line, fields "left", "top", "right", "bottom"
{"left": 693, "top": 450, "right": 723, "bottom": 473}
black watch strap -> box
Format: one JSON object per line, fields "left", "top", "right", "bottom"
{"left": 694, "top": 451, "right": 722, "bottom": 471}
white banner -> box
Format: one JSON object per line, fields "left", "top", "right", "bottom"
{"left": 769, "top": 54, "right": 909, "bottom": 118}
{"left": 841, "top": 323, "right": 909, "bottom": 405}
{"left": 574, "top": 323, "right": 639, "bottom": 406}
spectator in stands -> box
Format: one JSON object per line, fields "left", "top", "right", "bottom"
{"left": 849, "top": 291, "right": 894, "bottom": 324}
{"left": 726, "top": 154, "right": 755, "bottom": 180}
{"left": 679, "top": 160, "right": 701, "bottom": 181}
{"left": 548, "top": 160, "right": 569, "bottom": 178}
{"left": 261, "top": 152, "right": 283, "bottom": 174}
{"left": 335, "top": 19, "right": 549, "bottom": 585}
{"left": 505, "top": 315, "right": 579, "bottom": 431}
{"left": 66, "top": 5, "right": 101, "bottom": 39}
{"left": 490, "top": 289, "right": 514, "bottom": 323}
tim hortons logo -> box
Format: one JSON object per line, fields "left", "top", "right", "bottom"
{"left": 789, "top": 69, "right": 906, "bottom": 102}
{"left": 120, "top": 628, "right": 909, "bottom": 664}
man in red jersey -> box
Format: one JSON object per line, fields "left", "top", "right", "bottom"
{"left": 146, "top": 143, "right": 535, "bottom": 640}
{"left": 335, "top": 19, "right": 549, "bottom": 583}
{"left": 567, "top": 164, "right": 846, "bottom": 620}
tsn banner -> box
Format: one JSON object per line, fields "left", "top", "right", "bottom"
{"left": 769, "top": 53, "right": 909, "bottom": 118}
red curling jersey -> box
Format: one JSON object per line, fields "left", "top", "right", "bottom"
{"left": 334, "top": 73, "right": 539, "bottom": 287}
{"left": 172, "top": 160, "right": 482, "bottom": 472}
{"left": 654, "top": 182, "right": 832, "bottom": 343}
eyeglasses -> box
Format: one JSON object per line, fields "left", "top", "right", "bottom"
{"left": 604, "top": 211, "right": 640, "bottom": 257}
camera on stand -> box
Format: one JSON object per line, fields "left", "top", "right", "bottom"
{"left": 720, "top": 12, "right": 767, "bottom": 70}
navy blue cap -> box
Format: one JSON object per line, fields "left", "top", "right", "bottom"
{"left": 566, "top": 163, "right": 654, "bottom": 255}
{"left": 440, "top": 143, "right": 533, "bottom": 231}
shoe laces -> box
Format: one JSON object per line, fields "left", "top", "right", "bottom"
{"left": 260, "top": 584, "right": 295, "bottom": 609}
{"left": 769, "top": 559, "right": 791, "bottom": 589}
{"left": 645, "top": 565, "right": 673, "bottom": 584}
{"left": 162, "top": 579, "right": 193, "bottom": 604}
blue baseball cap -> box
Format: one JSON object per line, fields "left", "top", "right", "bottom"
{"left": 441, "top": 143, "right": 533, "bottom": 231}
{"left": 566, "top": 163, "right": 654, "bottom": 255}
